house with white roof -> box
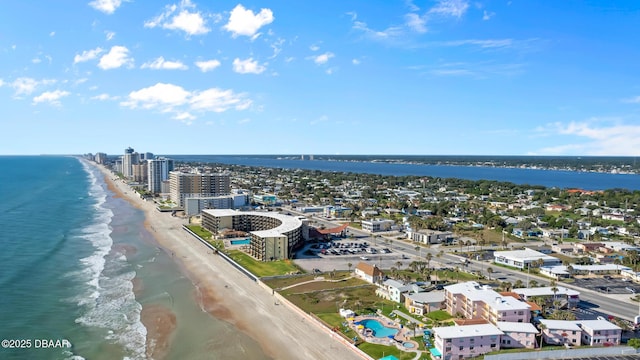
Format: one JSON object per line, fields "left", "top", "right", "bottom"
{"left": 404, "top": 291, "right": 445, "bottom": 315}
{"left": 578, "top": 319, "right": 622, "bottom": 346}
{"left": 494, "top": 248, "right": 562, "bottom": 269}
{"left": 496, "top": 322, "right": 538, "bottom": 349}
{"left": 445, "top": 282, "right": 531, "bottom": 324}
{"left": 539, "top": 319, "right": 582, "bottom": 346}
{"left": 377, "top": 279, "right": 412, "bottom": 303}
{"left": 512, "top": 286, "right": 580, "bottom": 308}
{"left": 433, "top": 324, "right": 503, "bottom": 359}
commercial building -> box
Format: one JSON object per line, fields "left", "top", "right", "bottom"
{"left": 184, "top": 193, "right": 249, "bottom": 216}
{"left": 512, "top": 286, "right": 580, "bottom": 308}
{"left": 444, "top": 282, "right": 531, "bottom": 324}
{"left": 147, "top": 157, "right": 174, "bottom": 194}
{"left": 201, "top": 209, "right": 306, "bottom": 261}
{"left": 493, "top": 248, "right": 562, "bottom": 269}
{"left": 361, "top": 219, "right": 395, "bottom": 232}
{"left": 170, "top": 171, "right": 230, "bottom": 207}
{"left": 408, "top": 229, "right": 453, "bottom": 245}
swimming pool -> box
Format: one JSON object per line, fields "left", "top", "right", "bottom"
{"left": 403, "top": 342, "right": 415, "bottom": 348}
{"left": 230, "top": 239, "right": 251, "bottom": 245}
{"left": 360, "top": 319, "right": 398, "bottom": 338}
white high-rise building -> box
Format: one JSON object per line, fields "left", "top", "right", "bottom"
{"left": 147, "top": 157, "right": 174, "bottom": 194}
{"left": 122, "top": 147, "right": 138, "bottom": 179}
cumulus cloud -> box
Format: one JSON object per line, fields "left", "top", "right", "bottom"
{"left": 141, "top": 56, "right": 188, "bottom": 70}
{"left": 89, "top": 0, "right": 123, "bottom": 14}
{"left": 74, "top": 47, "right": 104, "bottom": 64}
{"left": 534, "top": 120, "right": 640, "bottom": 156}
{"left": 195, "top": 59, "right": 221, "bottom": 72}
{"left": 224, "top": 4, "right": 274, "bottom": 38}
{"left": 232, "top": 58, "right": 266, "bottom": 74}
{"left": 121, "top": 82, "right": 252, "bottom": 120}
{"left": 145, "top": 0, "right": 210, "bottom": 36}
{"left": 310, "top": 52, "right": 334, "bottom": 65}
{"left": 428, "top": 0, "right": 469, "bottom": 18}
{"left": 32, "top": 90, "right": 70, "bottom": 106}
{"left": 98, "top": 46, "right": 133, "bottom": 69}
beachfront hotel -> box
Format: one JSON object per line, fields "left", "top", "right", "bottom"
{"left": 201, "top": 209, "right": 307, "bottom": 261}
{"left": 433, "top": 323, "right": 503, "bottom": 359}
{"left": 169, "top": 171, "right": 230, "bottom": 207}
{"left": 147, "top": 157, "right": 174, "bottom": 194}
{"left": 444, "top": 282, "right": 531, "bottom": 324}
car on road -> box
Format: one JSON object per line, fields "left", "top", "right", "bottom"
{"left": 360, "top": 256, "right": 369, "bottom": 261}
{"left": 626, "top": 287, "right": 636, "bottom": 293}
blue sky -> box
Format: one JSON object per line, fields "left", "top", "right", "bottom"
{"left": 1, "top": 0, "right": 640, "bottom": 156}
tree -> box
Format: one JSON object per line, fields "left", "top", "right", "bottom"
{"left": 487, "top": 267, "right": 494, "bottom": 280}
{"left": 628, "top": 338, "right": 640, "bottom": 349}
{"left": 529, "top": 279, "right": 539, "bottom": 288}
{"left": 514, "top": 279, "right": 524, "bottom": 289}
{"left": 347, "top": 262, "right": 353, "bottom": 274}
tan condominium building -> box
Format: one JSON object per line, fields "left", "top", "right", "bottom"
{"left": 169, "top": 171, "right": 230, "bottom": 207}
{"left": 201, "top": 209, "right": 307, "bottom": 261}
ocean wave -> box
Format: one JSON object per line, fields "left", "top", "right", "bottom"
{"left": 71, "top": 161, "right": 148, "bottom": 359}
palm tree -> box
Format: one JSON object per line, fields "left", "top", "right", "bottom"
{"left": 514, "top": 279, "right": 524, "bottom": 289}
{"left": 396, "top": 261, "right": 403, "bottom": 271}
{"left": 425, "top": 253, "right": 433, "bottom": 271}
{"left": 550, "top": 279, "right": 559, "bottom": 303}
{"left": 347, "top": 262, "right": 353, "bottom": 274}
{"left": 537, "top": 323, "right": 547, "bottom": 348}
{"left": 415, "top": 245, "right": 421, "bottom": 256}
{"left": 487, "top": 267, "right": 494, "bottom": 280}
{"left": 529, "top": 279, "right": 539, "bottom": 288}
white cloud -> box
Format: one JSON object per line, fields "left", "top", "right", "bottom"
{"left": 232, "top": 58, "right": 266, "bottom": 74}
{"left": 352, "top": 59, "right": 361, "bottom": 65}
{"left": 141, "top": 56, "right": 188, "bottom": 70}
{"left": 0, "top": 79, "right": 4, "bottom": 87}
{"left": 238, "top": 118, "right": 251, "bottom": 125}
{"left": 89, "top": 0, "right": 123, "bottom": 14}
{"left": 98, "top": 46, "right": 133, "bottom": 70}
{"left": 49, "top": 31, "right": 55, "bottom": 37}
{"left": 535, "top": 120, "right": 640, "bottom": 155}
{"left": 74, "top": 47, "right": 104, "bottom": 64}
{"left": 311, "top": 52, "right": 334, "bottom": 65}
{"left": 353, "top": 20, "right": 403, "bottom": 41}
{"left": 310, "top": 115, "right": 329, "bottom": 125}
{"left": 483, "top": 10, "right": 495, "bottom": 20}
{"left": 428, "top": 0, "right": 469, "bottom": 18}
{"left": 105, "top": 31, "right": 115, "bottom": 41}
{"left": 438, "top": 39, "right": 514, "bottom": 48}
{"left": 309, "top": 44, "right": 320, "bottom": 51}
{"left": 121, "top": 83, "right": 251, "bottom": 120}
{"left": 145, "top": 0, "right": 210, "bottom": 36}
{"left": 195, "top": 59, "right": 221, "bottom": 72}
{"left": 32, "top": 90, "right": 70, "bottom": 106}
{"left": 10, "top": 77, "right": 56, "bottom": 96}
{"left": 32, "top": 58, "right": 42, "bottom": 64}
{"left": 174, "top": 112, "right": 195, "bottom": 123}
{"left": 224, "top": 4, "right": 274, "bottom": 38}
{"left": 91, "top": 93, "right": 118, "bottom": 101}
{"left": 405, "top": 13, "right": 427, "bottom": 33}
{"left": 269, "top": 38, "right": 285, "bottom": 59}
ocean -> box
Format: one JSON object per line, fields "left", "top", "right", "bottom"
{"left": 169, "top": 155, "right": 640, "bottom": 191}
{"left": 0, "top": 156, "right": 269, "bottom": 360}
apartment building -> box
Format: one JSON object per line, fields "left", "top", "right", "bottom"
{"left": 169, "top": 171, "right": 230, "bottom": 207}
{"left": 433, "top": 324, "right": 503, "bottom": 359}
{"left": 444, "top": 282, "right": 531, "bottom": 324}
{"left": 496, "top": 322, "right": 538, "bottom": 349}
{"left": 147, "top": 157, "right": 174, "bottom": 194}
{"left": 201, "top": 209, "right": 305, "bottom": 261}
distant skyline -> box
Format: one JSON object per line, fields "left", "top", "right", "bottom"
{"left": 1, "top": 1, "right": 640, "bottom": 156}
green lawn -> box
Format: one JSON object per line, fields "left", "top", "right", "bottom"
{"left": 425, "top": 310, "right": 452, "bottom": 322}
{"left": 227, "top": 250, "right": 302, "bottom": 277}
{"left": 357, "top": 342, "right": 418, "bottom": 360}
{"left": 185, "top": 225, "right": 213, "bottom": 240}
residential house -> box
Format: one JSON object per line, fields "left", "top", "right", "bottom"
{"left": 405, "top": 291, "right": 445, "bottom": 316}
{"left": 354, "top": 262, "right": 384, "bottom": 284}
{"left": 433, "top": 324, "right": 503, "bottom": 359}
{"left": 551, "top": 244, "right": 575, "bottom": 255}
{"left": 496, "top": 322, "right": 538, "bottom": 349}
{"left": 377, "top": 279, "right": 411, "bottom": 303}
{"left": 573, "top": 242, "right": 604, "bottom": 254}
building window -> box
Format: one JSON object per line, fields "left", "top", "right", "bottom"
{"left": 459, "top": 346, "right": 464, "bottom": 350}
{"left": 490, "top": 344, "right": 497, "bottom": 348}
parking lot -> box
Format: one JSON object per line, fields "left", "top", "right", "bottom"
{"left": 573, "top": 277, "right": 640, "bottom": 295}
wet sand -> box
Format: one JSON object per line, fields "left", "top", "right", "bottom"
{"left": 93, "top": 163, "right": 366, "bottom": 360}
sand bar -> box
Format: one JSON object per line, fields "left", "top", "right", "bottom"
{"left": 94, "top": 162, "right": 367, "bottom": 360}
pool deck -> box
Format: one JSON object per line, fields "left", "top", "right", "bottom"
{"left": 350, "top": 314, "right": 420, "bottom": 353}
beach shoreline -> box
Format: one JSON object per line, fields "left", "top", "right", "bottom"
{"left": 94, "top": 161, "right": 365, "bottom": 360}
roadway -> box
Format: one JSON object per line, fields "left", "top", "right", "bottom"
{"left": 286, "top": 209, "right": 639, "bottom": 322}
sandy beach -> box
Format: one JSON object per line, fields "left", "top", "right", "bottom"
{"left": 96, "top": 163, "right": 366, "bottom": 360}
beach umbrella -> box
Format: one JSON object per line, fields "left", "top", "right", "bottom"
{"left": 348, "top": 317, "right": 355, "bottom": 322}
{"left": 357, "top": 325, "right": 364, "bottom": 329}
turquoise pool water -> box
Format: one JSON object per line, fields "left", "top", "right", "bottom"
{"left": 361, "top": 319, "right": 398, "bottom": 338}
{"left": 403, "top": 342, "right": 415, "bottom": 348}
{"left": 230, "top": 239, "right": 251, "bottom": 245}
